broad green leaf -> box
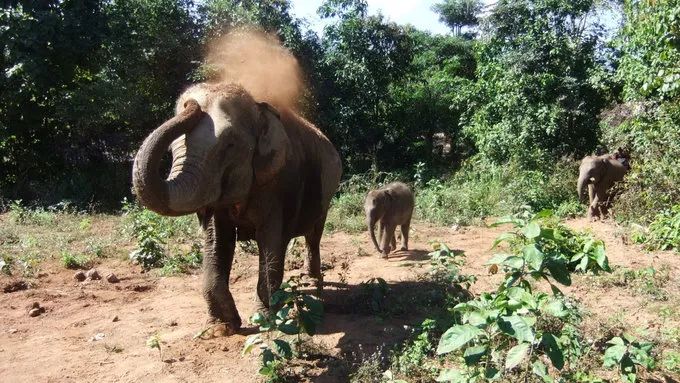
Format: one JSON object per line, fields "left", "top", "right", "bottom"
{"left": 499, "top": 315, "right": 535, "bottom": 342}
{"left": 593, "top": 244, "right": 610, "bottom": 271}
{"left": 272, "top": 339, "right": 293, "bottom": 359}
{"left": 250, "top": 312, "right": 266, "bottom": 325}
{"left": 507, "top": 287, "right": 536, "bottom": 309}
{"left": 270, "top": 290, "right": 289, "bottom": 306}
{"left": 485, "top": 253, "right": 513, "bottom": 265}
{"left": 492, "top": 232, "right": 517, "bottom": 248}
{"left": 485, "top": 366, "right": 500, "bottom": 380}
{"left": 540, "top": 298, "right": 568, "bottom": 318}
{"left": 603, "top": 344, "right": 627, "bottom": 367}
{"left": 546, "top": 260, "right": 571, "bottom": 286}
{"left": 541, "top": 333, "right": 564, "bottom": 370}
{"left": 463, "top": 345, "right": 488, "bottom": 365}
{"left": 505, "top": 342, "right": 530, "bottom": 370}
{"left": 502, "top": 256, "right": 525, "bottom": 269}
{"left": 437, "top": 325, "right": 484, "bottom": 355}
{"left": 436, "top": 368, "right": 466, "bottom": 382}
{"left": 534, "top": 210, "right": 554, "bottom": 219}
{"left": 532, "top": 360, "right": 553, "bottom": 382}
{"left": 523, "top": 222, "right": 541, "bottom": 239}
{"left": 278, "top": 322, "right": 299, "bottom": 335}
{"left": 242, "top": 334, "right": 262, "bottom": 355}
{"left": 523, "top": 244, "right": 544, "bottom": 271}
{"left": 261, "top": 348, "right": 276, "bottom": 364}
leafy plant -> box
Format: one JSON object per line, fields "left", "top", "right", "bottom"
{"left": 160, "top": 242, "right": 203, "bottom": 275}
{"left": 640, "top": 205, "right": 680, "bottom": 252}
{"left": 146, "top": 333, "right": 162, "bottom": 361}
{"left": 603, "top": 334, "right": 655, "bottom": 383}
{"left": 243, "top": 275, "right": 324, "bottom": 382}
{"left": 435, "top": 210, "right": 611, "bottom": 382}
{"left": 60, "top": 251, "right": 90, "bottom": 270}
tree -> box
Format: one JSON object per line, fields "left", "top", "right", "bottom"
{"left": 315, "top": 0, "right": 415, "bottom": 173}
{"left": 432, "top": 0, "right": 482, "bottom": 36}
{"left": 463, "top": 0, "right": 610, "bottom": 167}
{"left": 0, "top": 0, "right": 201, "bottom": 207}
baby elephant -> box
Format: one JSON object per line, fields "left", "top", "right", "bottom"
{"left": 364, "top": 182, "right": 415, "bottom": 258}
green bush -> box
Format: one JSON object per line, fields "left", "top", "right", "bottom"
{"left": 60, "top": 251, "right": 91, "bottom": 270}
{"left": 640, "top": 205, "right": 680, "bottom": 252}
{"left": 415, "top": 158, "right": 579, "bottom": 226}
{"left": 603, "top": 103, "right": 680, "bottom": 224}
{"left": 122, "top": 198, "right": 200, "bottom": 270}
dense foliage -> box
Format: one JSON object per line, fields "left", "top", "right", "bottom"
{"left": 1, "top": 0, "right": 678, "bottom": 225}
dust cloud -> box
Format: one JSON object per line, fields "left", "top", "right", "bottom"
{"left": 205, "top": 29, "right": 305, "bottom": 111}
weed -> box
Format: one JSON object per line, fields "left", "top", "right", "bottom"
{"left": 635, "top": 204, "right": 680, "bottom": 252}
{"left": 243, "top": 275, "right": 324, "bottom": 383}
{"left": 146, "top": 333, "right": 162, "bottom": 360}
{"left": 60, "top": 251, "right": 91, "bottom": 270}
{"left": 0, "top": 254, "right": 13, "bottom": 275}
{"left": 160, "top": 242, "right": 203, "bottom": 275}
{"left": 594, "top": 266, "right": 670, "bottom": 301}
{"left": 238, "top": 240, "right": 258, "bottom": 255}
{"left": 662, "top": 350, "right": 680, "bottom": 374}
{"left": 603, "top": 334, "right": 656, "bottom": 383}
{"left": 349, "top": 349, "right": 386, "bottom": 383}
{"left": 8, "top": 200, "right": 57, "bottom": 226}
{"left": 390, "top": 319, "right": 438, "bottom": 381}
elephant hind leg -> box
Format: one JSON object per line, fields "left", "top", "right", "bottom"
{"left": 304, "top": 213, "right": 326, "bottom": 288}
{"left": 400, "top": 219, "right": 411, "bottom": 251}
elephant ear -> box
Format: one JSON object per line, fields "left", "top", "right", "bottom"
{"left": 253, "top": 102, "right": 289, "bottom": 185}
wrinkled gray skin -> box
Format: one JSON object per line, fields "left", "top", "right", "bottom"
{"left": 577, "top": 153, "right": 629, "bottom": 220}
{"left": 132, "top": 83, "right": 342, "bottom": 333}
{"left": 364, "top": 182, "right": 414, "bottom": 258}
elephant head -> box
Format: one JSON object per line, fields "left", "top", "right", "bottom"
{"left": 364, "top": 188, "right": 392, "bottom": 253}
{"left": 132, "top": 83, "right": 289, "bottom": 216}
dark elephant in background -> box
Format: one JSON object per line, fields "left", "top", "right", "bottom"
{"left": 577, "top": 148, "right": 630, "bottom": 220}
{"left": 132, "top": 82, "right": 342, "bottom": 333}
{"left": 364, "top": 182, "right": 414, "bottom": 258}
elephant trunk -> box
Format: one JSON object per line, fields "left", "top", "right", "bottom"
{"left": 132, "top": 100, "right": 205, "bottom": 216}
{"left": 577, "top": 168, "right": 592, "bottom": 203}
{"left": 368, "top": 216, "right": 381, "bottom": 253}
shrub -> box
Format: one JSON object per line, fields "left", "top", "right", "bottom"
{"left": 634, "top": 205, "right": 680, "bottom": 252}
{"left": 60, "top": 251, "right": 91, "bottom": 270}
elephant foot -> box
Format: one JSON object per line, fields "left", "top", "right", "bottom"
{"left": 400, "top": 246, "right": 408, "bottom": 251}
{"left": 197, "top": 317, "right": 241, "bottom": 339}
{"left": 381, "top": 252, "right": 389, "bottom": 259}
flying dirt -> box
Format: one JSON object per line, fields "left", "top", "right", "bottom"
{"left": 205, "top": 28, "right": 305, "bottom": 111}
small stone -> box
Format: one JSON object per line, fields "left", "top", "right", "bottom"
{"left": 86, "top": 269, "right": 101, "bottom": 280}
{"left": 105, "top": 273, "right": 119, "bottom": 283}
{"left": 90, "top": 332, "right": 105, "bottom": 342}
{"left": 167, "top": 319, "right": 178, "bottom": 327}
{"left": 30, "top": 302, "right": 40, "bottom": 309}
{"left": 28, "top": 308, "right": 42, "bottom": 317}
{"left": 8, "top": 328, "right": 18, "bottom": 334}
{"left": 74, "top": 271, "right": 86, "bottom": 282}
{"left": 112, "top": 316, "right": 119, "bottom": 322}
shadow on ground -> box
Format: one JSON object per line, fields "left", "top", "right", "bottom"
{"left": 290, "top": 273, "right": 472, "bottom": 382}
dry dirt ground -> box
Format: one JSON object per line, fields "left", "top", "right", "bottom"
{"left": 1, "top": 217, "right": 679, "bottom": 382}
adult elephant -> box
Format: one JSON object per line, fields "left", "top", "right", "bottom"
{"left": 132, "top": 82, "right": 342, "bottom": 334}
{"left": 577, "top": 149, "right": 630, "bottom": 220}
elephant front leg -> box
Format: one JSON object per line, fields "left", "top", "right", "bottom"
{"left": 256, "top": 209, "right": 286, "bottom": 310}
{"left": 199, "top": 210, "right": 241, "bottom": 334}
{"left": 380, "top": 223, "right": 396, "bottom": 259}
